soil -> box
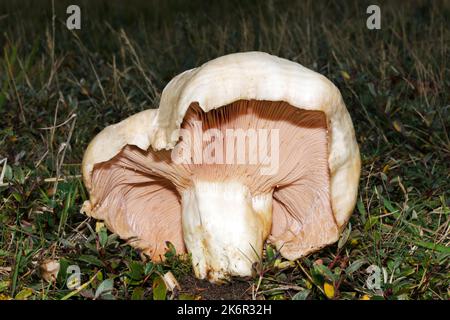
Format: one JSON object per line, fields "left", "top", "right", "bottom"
{"left": 177, "top": 275, "right": 253, "bottom": 300}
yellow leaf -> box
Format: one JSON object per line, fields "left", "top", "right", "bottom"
{"left": 273, "top": 258, "right": 282, "bottom": 268}
{"left": 15, "top": 288, "right": 33, "bottom": 300}
{"left": 95, "top": 222, "right": 105, "bottom": 233}
{"left": 305, "top": 280, "right": 313, "bottom": 289}
{"left": 360, "top": 294, "right": 371, "bottom": 300}
{"left": 341, "top": 71, "right": 351, "bottom": 80}
{"left": 393, "top": 120, "right": 403, "bottom": 133}
{"left": 276, "top": 261, "right": 295, "bottom": 269}
{"left": 324, "top": 282, "right": 335, "bottom": 299}
{"left": 382, "top": 164, "right": 390, "bottom": 173}
{"left": 96, "top": 271, "right": 104, "bottom": 281}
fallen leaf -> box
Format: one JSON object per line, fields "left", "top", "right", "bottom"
{"left": 324, "top": 282, "right": 335, "bottom": 299}
{"left": 15, "top": 288, "right": 33, "bottom": 300}
{"left": 305, "top": 280, "right": 313, "bottom": 289}
{"left": 393, "top": 120, "right": 403, "bottom": 133}
{"left": 40, "top": 260, "right": 60, "bottom": 283}
{"left": 341, "top": 70, "right": 351, "bottom": 80}
{"left": 276, "top": 261, "right": 295, "bottom": 269}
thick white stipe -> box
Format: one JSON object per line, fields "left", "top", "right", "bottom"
{"left": 181, "top": 181, "right": 272, "bottom": 282}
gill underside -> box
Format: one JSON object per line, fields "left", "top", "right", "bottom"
{"left": 86, "top": 100, "right": 339, "bottom": 281}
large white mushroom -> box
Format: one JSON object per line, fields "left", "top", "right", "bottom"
{"left": 81, "top": 52, "right": 361, "bottom": 283}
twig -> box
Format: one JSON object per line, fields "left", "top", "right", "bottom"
{"left": 39, "top": 113, "right": 77, "bottom": 130}
{"left": 257, "top": 284, "right": 304, "bottom": 295}
{"left": 44, "top": 175, "right": 81, "bottom": 183}
{"left": 296, "top": 261, "right": 326, "bottom": 295}
{"left": 52, "top": 102, "right": 77, "bottom": 204}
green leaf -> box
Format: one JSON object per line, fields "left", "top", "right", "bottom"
{"left": 364, "top": 216, "right": 379, "bottom": 231}
{"left": 292, "top": 290, "right": 310, "bottom": 300}
{"left": 266, "top": 245, "right": 275, "bottom": 261}
{"left": 357, "top": 199, "right": 367, "bottom": 216}
{"left": 4, "top": 164, "right": 12, "bottom": 181}
{"left": 129, "top": 261, "right": 144, "bottom": 280}
{"left": 98, "top": 227, "right": 108, "bottom": 247}
{"left": 56, "top": 259, "right": 70, "bottom": 285}
{"left": 313, "top": 264, "right": 336, "bottom": 282}
{"left": 106, "top": 234, "right": 119, "bottom": 246}
{"left": 152, "top": 276, "right": 167, "bottom": 300}
{"left": 399, "top": 268, "right": 416, "bottom": 277}
{"left": 164, "top": 241, "right": 177, "bottom": 259}
{"left": 383, "top": 197, "right": 400, "bottom": 219}
{"left": 94, "top": 279, "right": 114, "bottom": 299}
{"left": 338, "top": 223, "right": 351, "bottom": 249}
{"left": 345, "top": 259, "right": 367, "bottom": 275}
{"left": 0, "top": 280, "right": 10, "bottom": 293}
{"left": 144, "top": 262, "right": 154, "bottom": 275}
{"left": 383, "top": 197, "right": 396, "bottom": 213}
{"left": 78, "top": 255, "right": 104, "bottom": 267}
{"left": 414, "top": 241, "right": 450, "bottom": 254}
{"left": 12, "top": 192, "right": 22, "bottom": 202}
{"left": 131, "top": 287, "right": 145, "bottom": 300}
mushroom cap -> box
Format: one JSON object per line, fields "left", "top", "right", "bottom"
{"left": 155, "top": 52, "right": 360, "bottom": 229}
{"left": 82, "top": 51, "right": 361, "bottom": 262}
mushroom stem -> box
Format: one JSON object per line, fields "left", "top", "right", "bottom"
{"left": 181, "top": 181, "right": 273, "bottom": 283}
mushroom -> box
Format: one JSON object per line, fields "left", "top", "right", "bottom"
{"left": 81, "top": 52, "right": 360, "bottom": 283}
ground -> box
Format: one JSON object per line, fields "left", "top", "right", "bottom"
{"left": 0, "top": 0, "right": 449, "bottom": 300}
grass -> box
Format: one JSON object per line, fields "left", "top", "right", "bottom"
{"left": 0, "top": 0, "right": 449, "bottom": 300}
